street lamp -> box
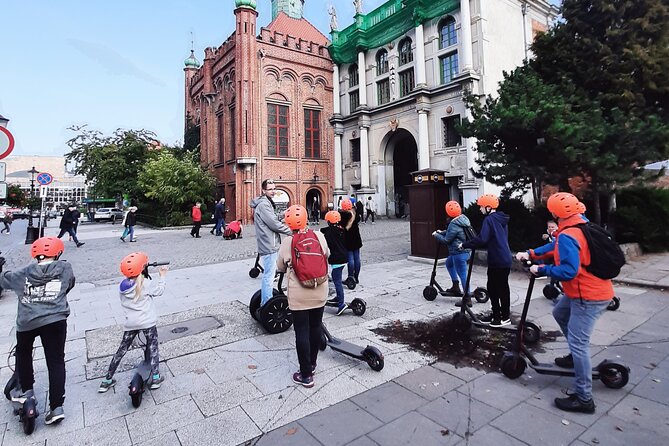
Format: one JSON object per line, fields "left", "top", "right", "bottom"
{"left": 24, "top": 166, "right": 39, "bottom": 244}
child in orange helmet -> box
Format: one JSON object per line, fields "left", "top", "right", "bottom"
{"left": 433, "top": 201, "right": 472, "bottom": 300}
{"left": 321, "top": 210, "right": 348, "bottom": 315}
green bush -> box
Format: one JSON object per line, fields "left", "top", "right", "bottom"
{"left": 613, "top": 187, "right": 669, "bottom": 252}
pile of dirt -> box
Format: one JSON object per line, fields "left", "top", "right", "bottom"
{"left": 373, "top": 314, "right": 560, "bottom": 372}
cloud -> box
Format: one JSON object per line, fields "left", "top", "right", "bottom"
{"left": 67, "top": 38, "right": 166, "bottom": 88}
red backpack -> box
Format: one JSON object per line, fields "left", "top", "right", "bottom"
{"left": 291, "top": 229, "right": 329, "bottom": 288}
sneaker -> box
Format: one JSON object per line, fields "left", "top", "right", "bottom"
{"left": 11, "top": 389, "right": 35, "bottom": 405}
{"left": 489, "top": 318, "right": 508, "bottom": 328}
{"left": 45, "top": 406, "right": 65, "bottom": 425}
{"left": 292, "top": 372, "right": 314, "bottom": 388}
{"left": 554, "top": 395, "right": 595, "bottom": 414}
{"left": 326, "top": 298, "right": 339, "bottom": 306}
{"left": 336, "top": 304, "right": 349, "bottom": 316}
{"left": 555, "top": 353, "right": 574, "bottom": 368}
{"left": 76, "top": 242, "right": 85, "bottom": 247}
{"left": 129, "top": 239, "right": 137, "bottom": 242}
{"left": 499, "top": 318, "right": 511, "bottom": 326}
{"left": 120, "top": 237, "right": 125, "bottom": 242}
{"left": 478, "top": 314, "right": 494, "bottom": 324}
{"left": 149, "top": 374, "right": 165, "bottom": 390}
{"left": 98, "top": 378, "right": 116, "bottom": 393}
{"left": 354, "top": 276, "right": 359, "bottom": 284}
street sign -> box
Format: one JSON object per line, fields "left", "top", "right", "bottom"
{"left": 40, "top": 185, "right": 49, "bottom": 196}
{"left": 0, "top": 127, "right": 15, "bottom": 160}
{"left": 0, "top": 162, "right": 5, "bottom": 182}
{"left": 0, "top": 183, "right": 6, "bottom": 199}
{"left": 36, "top": 172, "right": 53, "bottom": 186}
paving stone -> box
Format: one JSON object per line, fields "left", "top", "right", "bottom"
{"left": 298, "top": 400, "right": 383, "bottom": 446}
{"left": 578, "top": 414, "right": 667, "bottom": 445}
{"left": 456, "top": 372, "right": 536, "bottom": 411}
{"left": 149, "top": 369, "right": 215, "bottom": 405}
{"left": 175, "top": 406, "right": 261, "bottom": 446}
{"left": 367, "top": 411, "right": 462, "bottom": 446}
{"left": 296, "top": 365, "right": 368, "bottom": 410}
{"left": 608, "top": 393, "right": 669, "bottom": 438}
{"left": 125, "top": 395, "right": 204, "bottom": 444}
{"left": 524, "top": 387, "right": 612, "bottom": 427}
{"left": 452, "top": 425, "right": 528, "bottom": 446}
{"left": 344, "top": 436, "right": 379, "bottom": 446}
{"left": 344, "top": 348, "right": 430, "bottom": 390}
{"left": 631, "top": 370, "right": 669, "bottom": 405}
{"left": 350, "top": 382, "right": 427, "bottom": 423}
{"left": 393, "top": 365, "right": 465, "bottom": 401}
{"left": 135, "top": 430, "right": 182, "bottom": 446}
{"left": 490, "top": 402, "right": 586, "bottom": 445}
{"left": 191, "top": 376, "right": 262, "bottom": 416}
{"left": 45, "top": 415, "right": 131, "bottom": 446}
{"left": 253, "top": 422, "right": 322, "bottom": 446}
{"left": 242, "top": 386, "right": 321, "bottom": 432}
{"left": 591, "top": 343, "right": 667, "bottom": 372}
{"left": 431, "top": 361, "right": 487, "bottom": 382}
{"left": 417, "top": 389, "right": 502, "bottom": 437}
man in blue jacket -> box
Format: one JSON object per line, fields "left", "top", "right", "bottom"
{"left": 460, "top": 194, "right": 513, "bottom": 327}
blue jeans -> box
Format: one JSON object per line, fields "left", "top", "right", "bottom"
{"left": 347, "top": 249, "right": 361, "bottom": 280}
{"left": 122, "top": 225, "right": 135, "bottom": 241}
{"left": 57, "top": 227, "right": 80, "bottom": 244}
{"left": 331, "top": 265, "right": 345, "bottom": 307}
{"left": 214, "top": 218, "right": 225, "bottom": 235}
{"left": 552, "top": 296, "right": 610, "bottom": 401}
{"left": 445, "top": 252, "right": 470, "bottom": 294}
{"left": 261, "top": 252, "right": 278, "bottom": 305}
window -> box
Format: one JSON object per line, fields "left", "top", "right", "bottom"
{"left": 349, "top": 90, "right": 360, "bottom": 112}
{"left": 377, "top": 79, "right": 390, "bottom": 104}
{"left": 351, "top": 138, "right": 361, "bottom": 162}
{"left": 217, "top": 113, "right": 225, "bottom": 163}
{"left": 399, "top": 38, "right": 413, "bottom": 66}
{"left": 439, "top": 17, "right": 457, "bottom": 49}
{"left": 442, "top": 115, "right": 461, "bottom": 147}
{"left": 399, "top": 69, "right": 414, "bottom": 97}
{"left": 304, "top": 109, "right": 321, "bottom": 158}
{"left": 229, "top": 106, "right": 235, "bottom": 159}
{"left": 440, "top": 52, "right": 459, "bottom": 84}
{"left": 348, "top": 64, "right": 359, "bottom": 87}
{"left": 267, "top": 103, "right": 289, "bottom": 156}
{"left": 376, "top": 49, "right": 388, "bottom": 75}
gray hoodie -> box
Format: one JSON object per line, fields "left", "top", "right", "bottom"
{"left": 0, "top": 261, "right": 75, "bottom": 332}
{"left": 250, "top": 195, "right": 292, "bottom": 255}
{"left": 119, "top": 276, "right": 166, "bottom": 330}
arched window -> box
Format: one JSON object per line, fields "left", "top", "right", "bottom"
{"left": 376, "top": 49, "right": 389, "bottom": 75}
{"left": 439, "top": 17, "right": 457, "bottom": 49}
{"left": 399, "top": 38, "right": 413, "bottom": 66}
{"left": 348, "top": 64, "right": 359, "bottom": 87}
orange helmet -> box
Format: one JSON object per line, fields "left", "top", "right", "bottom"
{"left": 31, "top": 237, "right": 64, "bottom": 259}
{"left": 547, "top": 192, "right": 580, "bottom": 219}
{"left": 284, "top": 205, "right": 308, "bottom": 230}
{"left": 120, "top": 252, "right": 149, "bottom": 278}
{"left": 340, "top": 198, "right": 353, "bottom": 211}
{"left": 477, "top": 194, "right": 499, "bottom": 209}
{"left": 325, "top": 210, "right": 341, "bottom": 224}
{"left": 576, "top": 201, "right": 587, "bottom": 214}
{"left": 445, "top": 201, "right": 462, "bottom": 218}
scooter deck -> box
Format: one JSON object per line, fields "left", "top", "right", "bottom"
{"left": 327, "top": 337, "right": 365, "bottom": 358}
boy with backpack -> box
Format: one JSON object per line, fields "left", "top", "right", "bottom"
{"left": 321, "top": 210, "right": 348, "bottom": 315}
{"left": 517, "top": 192, "right": 622, "bottom": 414}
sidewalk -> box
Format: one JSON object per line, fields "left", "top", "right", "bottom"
{"left": 0, "top": 251, "right": 667, "bottom": 445}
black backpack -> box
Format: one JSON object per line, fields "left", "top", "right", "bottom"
{"left": 568, "top": 222, "right": 625, "bottom": 279}
{"left": 463, "top": 225, "right": 477, "bottom": 241}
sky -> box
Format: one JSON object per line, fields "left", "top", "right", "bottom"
{"left": 0, "top": 0, "right": 387, "bottom": 157}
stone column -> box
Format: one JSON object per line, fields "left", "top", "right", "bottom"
{"left": 357, "top": 51, "right": 367, "bottom": 106}
{"left": 460, "top": 0, "right": 474, "bottom": 71}
{"left": 333, "top": 65, "right": 341, "bottom": 114}
{"left": 415, "top": 23, "right": 427, "bottom": 86}
{"left": 360, "top": 125, "right": 370, "bottom": 187}
{"left": 416, "top": 103, "right": 431, "bottom": 170}
{"left": 334, "top": 127, "right": 344, "bottom": 190}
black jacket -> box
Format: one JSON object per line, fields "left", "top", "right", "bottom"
{"left": 320, "top": 225, "right": 347, "bottom": 264}
{"left": 59, "top": 209, "right": 75, "bottom": 229}
{"left": 340, "top": 210, "right": 363, "bottom": 251}
{"left": 125, "top": 211, "right": 137, "bottom": 226}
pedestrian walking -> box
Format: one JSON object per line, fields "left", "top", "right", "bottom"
{"left": 211, "top": 198, "right": 226, "bottom": 236}
{"left": 339, "top": 198, "right": 363, "bottom": 285}
{"left": 190, "top": 202, "right": 202, "bottom": 238}
{"left": 57, "top": 205, "right": 84, "bottom": 247}
{"left": 310, "top": 196, "right": 320, "bottom": 225}
{"left": 1, "top": 212, "right": 12, "bottom": 234}
{"left": 120, "top": 206, "right": 138, "bottom": 242}
{"left": 364, "top": 196, "right": 377, "bottom": 224}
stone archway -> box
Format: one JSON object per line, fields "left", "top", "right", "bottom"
{"left": 383, "top": 129, "right": 418, "bottom": 217}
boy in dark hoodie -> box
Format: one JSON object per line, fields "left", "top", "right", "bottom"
{"left": 321, "top": 211, "right": 349, "bottom": 315}
{"left": 0, "top": 237, "right": 76, "bottom": 425}
{"left": 460, "top": 194, "right": 513, "bottom": 327}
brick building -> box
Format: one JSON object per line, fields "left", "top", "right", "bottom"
{"left": 184, "top": 0, "right": 334, "bottom": 223}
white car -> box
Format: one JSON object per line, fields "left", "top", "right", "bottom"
{"left": 94, "top": 208, "right": 124, "bottom": 222}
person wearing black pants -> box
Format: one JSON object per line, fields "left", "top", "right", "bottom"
{"left": 291, "top": 307, "right": 325, "bottom": 380}
{"left": 487, "top": 267, "right": 511, "bottom": 321}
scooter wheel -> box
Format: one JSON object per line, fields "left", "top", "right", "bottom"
{"left": 500, "top": 353, "right": 526, "bottom": 379}
{"left": 260, "top": 297, "right": 293, "bottom": 334}
{"left": 363, "top": 346, "right": 384, "bottom": 371}
{"left": 452, "top": 312, "right": 471, "bottom": 332}
{"left": 350, "top": 298, "right": 366, "bottom": 316}
{"left": 599, "top": 362, "right": 629, "bottom": 389}
{"left": 319, "top": 332, "right": 327, "bottom": 351}
{"left": 607, "top": 296, "right": 620, "bottom": 311}
{"left": 523, "top": 322, "right": 541, "bottom": 345}
{"left": 250, "top": 289, "right": 281, "bottom": 321}
{"left": 473, "top": 287, "right": 489, "bottom": 303}
{"left": 22, "top": 412, "right": 36, "bottom": 435}
{"left": 423, "top": 286, "right": 438, "bottom": 301}
{"left": 543, "top": 284, "right": 560, "bottom": 300}
{"left": 249, "top": 267, "right": 260, "bottom": 278}
{"left": 345, "top": 278, "right": 357, "bottom": 290}
{"left": 131, "top": 391, "right": 143, "bottom": 408}
{"left": 4, "top": 373, "right": 18, "bottom": 401}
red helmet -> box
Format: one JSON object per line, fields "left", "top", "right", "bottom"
{"left": 576, "top": 201, "right": 587, "bottom": 214}
{"left": 325, "top": 210, "right": 341, "bottom": 224}
{"left": 284, "top": 205, "right": 308, "bottom": 230}
{"left": 547, "top": 192, "right": 580, "bottom": 219}
{"left": 120, "top": 252, "right": 149, "bottom": 278}
{"left": 477, "top": 194, "right": 499, "bottom": 209}
{"left": 31, "top": 237, "right": 64, "bottom": 259}
{"left": 445, "top": 201, "right": 462, "bottom": 218}
{"left": 340, "top": 198, "right": 353, "bottom": 211}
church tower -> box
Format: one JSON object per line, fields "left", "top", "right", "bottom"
{"left": 271, "top": 0, "right": 304, "bottom": 19}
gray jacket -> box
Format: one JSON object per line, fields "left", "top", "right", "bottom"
{"left": 1, "top": 261, "right": 75, "bottom": 332}
{"left": 250, "top": 195, "right": 292, "bottom": 255}
{"left": 119, "top": 277, "right": 165, "bottom": 330}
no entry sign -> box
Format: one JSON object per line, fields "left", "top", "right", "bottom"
{"left": 0, "top": 127, "right": 15, "bottom": 160}
{"left": 37, "top": 172, "right": 54, "bottom": 185}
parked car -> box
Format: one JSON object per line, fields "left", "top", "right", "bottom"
{"left": 94, "top": 208, "right": 124, "bottom": 222}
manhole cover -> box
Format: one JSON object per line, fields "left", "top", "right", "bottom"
{"left": 171, "top": 327, "right": 189, "bottom": 334}
{"left": 157, "top": 316, "right": 223, "bottom": 343}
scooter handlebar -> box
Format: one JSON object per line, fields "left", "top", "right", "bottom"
{"left": 147, "top": 261, "right": 170, "bottom": 267}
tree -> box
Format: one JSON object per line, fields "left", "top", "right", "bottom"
{"left": 183, "top": 113, "right": 201, "bottom": 156}
{"left": 65, "top": 126, "right": 158, "bottom": 201}
{"left": 3, "top": 184, "right": 26, "bottom": 207}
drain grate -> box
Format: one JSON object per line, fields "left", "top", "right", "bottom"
{"left": 157, "top": 316, "right": 222, "bottom": 343}
{"left": 171, "top": 326, "right": 189, "bottom": 334}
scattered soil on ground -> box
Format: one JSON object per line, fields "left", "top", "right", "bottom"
{"left": 373, "top": 313, "right": 562, "bottom": 373}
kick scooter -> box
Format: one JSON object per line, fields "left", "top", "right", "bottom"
{"left": 423, "top": 243, "right": 488, "bottom": 303}
{"left": 319, "top": 323, "right": 384, "bottom": 371}
{"left": 4, "top": 347, "right": 38, "bottom": 435}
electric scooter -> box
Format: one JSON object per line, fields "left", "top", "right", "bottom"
{"left": 128, "top": 261, "right": 170, "bottom": 408}
{"left": 544, "top": 280, "right": 620, "bottom": 311}
{"left": 319, "top": 323, "right": 384, "bottom": 371}
{"left": 249, "top": 272, "right": 292, "bottom": 334}
{"left": 324, "top": 297, "right": 366, "bottom": 316}
{"left": 451, "top": 253, "right": 542, "bottom": 345}
{"left": 4, "top": 348, "right": 38, "bottom": 435}
{"left": 500, "top": 262, "right": 630, "bottom": 388}
{"left": 423, "top": 243, "right": 489, "bottom": 303}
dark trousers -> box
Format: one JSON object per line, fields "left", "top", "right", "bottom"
{"left": 16, "top": 320, "right": 67, "bottom": 410}
{"left": 292, "top": 306, "right": 324, "bottom": 378}
{"left": 365, "top": 211, "right": 375, "bottom": 223}
{"left": 57, "top": 227, "right": 80, "bottom": 244}
{"left": 191, "top": 221, "right": 201, "bottom": 237}
{"left": 487, "top": 267, "right": 511, "bottom": 320}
